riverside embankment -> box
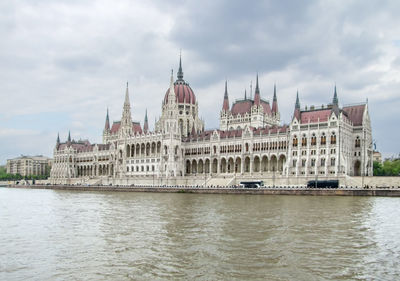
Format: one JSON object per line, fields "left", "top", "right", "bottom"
{"left": 8, "top": 184, "right": 400, "bottom": 196}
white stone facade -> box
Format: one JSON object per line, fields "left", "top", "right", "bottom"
{"left": 50, "top": 60, "right": 373, "bottom": 185}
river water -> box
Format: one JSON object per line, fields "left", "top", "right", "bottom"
{"left": 1, "top": 188, "right": 399, "bottom": 281}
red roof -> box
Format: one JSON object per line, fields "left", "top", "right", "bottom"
{"left": 300, "top": 109, "right": 332, "bottom": 123}
{"left": 261, "top": 100, "right": 272, "bottom": 115}
{"left": 164, "top": 82, "right": 196, "bottom": 105}
{"left": 343, "top": 104, "right": 365, "bottom": 126}
{"left": 58, "top": 141, "right": 111, "bottom": 153}
{"left": 219, "top": 129, "right": 243, "bottom": 139}
{"left": 231, "top": 100, "right": 253, "bottom": 115}
{"left": 58, "top": 140, "right": 92, "bottom": 151}
{"left": 230, "top": 99, "right": 272, "bottom": 116}
{"left": 110, "top": 121, "right": 143, "bottom": 134}
{"left": 253, "top": 125, "right": 288, "bottom": 135}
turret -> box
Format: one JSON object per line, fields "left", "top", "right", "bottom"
{"left": 167, "top": 70, "right": 176, "bottom": 105}
{"left": 120, "top": 82, "right": 133, "bottom": 136}
{"left": 254, "top": 74, "right": 260, "bottom": 106}
{"left": 222, "top": 80, "right": 229, "bottom": 111}
{"left": 67, "top": 130, "right": 71, "bottom": 142}
{"left": 272, "top": 83, "right": 278, "bottom": 115}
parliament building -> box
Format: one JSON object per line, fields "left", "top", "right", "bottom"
{"left": 50, "top": 57, "right": 373, "bottom": 186}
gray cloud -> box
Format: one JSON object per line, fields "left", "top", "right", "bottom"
{"left": 0, "top": 0, "right": 399, "bottom": 162}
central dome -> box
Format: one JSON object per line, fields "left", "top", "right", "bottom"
{"left": 164, "top": 81, "right": 196, "bottom": 105}
{"left": 163, "top": 56, "right": 196, "bottom": 105}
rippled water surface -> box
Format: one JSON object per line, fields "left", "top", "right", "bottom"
{"left": 1, "top": 188, "right": 400, "bottom": 280}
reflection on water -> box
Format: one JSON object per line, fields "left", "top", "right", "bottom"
{"left": 1, "top": 188, "right": 399, "bottom": 280}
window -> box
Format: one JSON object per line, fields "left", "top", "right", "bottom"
{"left": 321, "top": 133, "right": 326, "bottom": 145}
{"left": 330, "top": 132, "right": 336, "bottom": 145}
{"left": 331, "top": 158, "right": 336, "bottom": 166}
{"left": 292, "top": 136, "right": 298, "bottom": 147}
{"left": 302, "top": 159, "right": 306, "bottom": 167}
{"left": 355, "top": 136, "right": 361, "bottom": 148}
{"left": 321, "top": 158, "right": 325, "bottom": 166}
{"left": 311, "top": 159, "right": 315, "bottom": 167}
{"left": 311, "top": 134, "right": 317, "bottom": 146}
{"left": 302, "top": 135, "right": 307, "bottom": 147}
{"left": 293, "top": 159, "right": 297, "bottom": 167}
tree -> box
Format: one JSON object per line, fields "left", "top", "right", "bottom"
{"left": 373, "top": 161, "right": 383, "bottom": 176}
{"left": 374, "top": 159, "right": 400, "bottom": 176}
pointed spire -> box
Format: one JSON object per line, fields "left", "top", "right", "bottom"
{"left": 144, "top": 108, "right": 149, "bottom": 133}
{"left": 167, "top": 69, "right": 176, "bottom": 104}
{"left": 104, "top": 108, "right": 110, "bottom": 131}
{"left": 255, "top": 73, "right": 260, "bottom": 93}
{"left": 57, "top": 132, "right": 60, "bottom": 144}
{"left": 244, "top": 89, "right": 247, "bottom": 100}
{"left": 67, "top": 130, "right": 71, "bottom": 142}
{"left": 124, "top": 82, "right": 130, "bottom": 106}
{"left": 177, "top": 51, "right": 184, "bottom": 81}
{"left": 222, "top": 80, "right": 229, "bottom": 111}
{"left": 293, "top": 90, "right": 301, "bottom": 121}
{"left": 332, "top": 84, "right": 338, "bottom": 106}
{"left": 254, "top": 74, "right": 260, "bottom": 106}
{"left": 295, "top": 90, "right": 300, "bottom": 109}
{"left": 121, "top": 82, "right": 132, "bottom": 132}
{"left": 272, "top": 83, "right": 278, "bottom": 114}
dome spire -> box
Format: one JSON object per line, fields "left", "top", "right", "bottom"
{"left": 56, "top": 132, "right": 60, "bottom": 144}
{"left": 177, "top": 50, "right": 184, "bottom": 81}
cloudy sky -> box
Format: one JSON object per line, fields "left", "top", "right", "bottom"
{"left": 1, "top": 0, "right": 399, "bottom": 164}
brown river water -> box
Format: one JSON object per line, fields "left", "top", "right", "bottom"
{"left": 1, "top": 187, "right": 399, "bottom": 280}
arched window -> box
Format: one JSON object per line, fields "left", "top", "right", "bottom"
{"left": 311, "top": 133, "right": 317, "bottom": 146}
{"left": 355, "top": 136, "right": 361, "bottom": 148}
{"left": 330, "top": 132, "right": 336, "bottom": 145}
{"left": 321, "top": 133, "right": 326, "bottom": 145}
{"left": 302, "top": 134, "right": 307, "bottom": 147}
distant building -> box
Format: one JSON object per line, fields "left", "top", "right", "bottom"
{"left": 373, "top": 151, "right": 382, "bottom": 163}
{"left": 6, "top": 155, "right": 52, "bottom": 177}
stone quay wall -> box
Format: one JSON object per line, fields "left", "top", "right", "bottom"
{"left": 9, "top": 184, "right": 400, "bottom": 197}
